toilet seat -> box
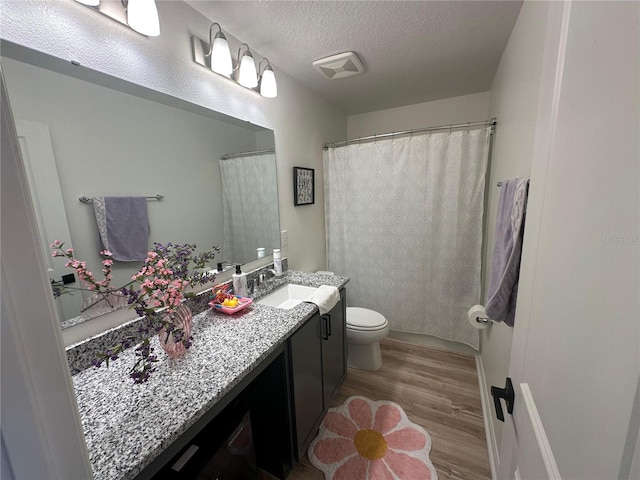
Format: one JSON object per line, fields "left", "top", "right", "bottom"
{"left": 346, "top": 307, "right": 388, "bottom": 331}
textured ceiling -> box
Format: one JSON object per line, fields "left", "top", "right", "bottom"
{"left": 186, "top": 1, "right": 523, "bottom": 115}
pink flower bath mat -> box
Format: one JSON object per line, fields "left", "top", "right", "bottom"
{"left": 308, "top": 396, "right": 438, "bottom": 480}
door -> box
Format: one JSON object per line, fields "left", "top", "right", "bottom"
{"left": 15, "top": 120, "right": 84, "bottom": 321}
{"left": 289, "top": 315, "right": 324, "bottom": 459}
{"left": 497, "top": 2, "right": 639, "bottom": 479}
{"left": 321, "top": 289, "right": 346, "bottom": 409}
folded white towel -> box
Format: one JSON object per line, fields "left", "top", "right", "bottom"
{"left": 307, "top": 285, "right": 340, "bottom": 315}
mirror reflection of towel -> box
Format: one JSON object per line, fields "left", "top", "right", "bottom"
{"left": 93, "top": 197, "right": 149, "bottom": 262}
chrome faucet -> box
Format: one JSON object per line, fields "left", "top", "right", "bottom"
{"left": 259, "top": 269, "right": 277, "bottom": 285}
{"left": 248, "top": 277, "right": 257, "bottom": 295}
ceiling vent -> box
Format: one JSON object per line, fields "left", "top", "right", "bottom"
{"left": 312, "top": 52, "right": 365, "bottom": 80}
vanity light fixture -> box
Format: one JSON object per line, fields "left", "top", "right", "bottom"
{"left": 207, "top": 23, "right": 233, "bottom": 76}
{"left": 191, "top": 24, "right": 278, "bottom": 98}
{"left": 258, "top": 58, "right": 278, "bottom": 98}
{"left": 126, "top": 0, "right": 160, "bottom": 37}
{"left": 73, "top": 0, "right": 160, "bottom": 37}
{"left": 237, "top": 44, "right": 258, "bottom": 88}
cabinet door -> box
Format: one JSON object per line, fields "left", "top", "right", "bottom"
{"left": 322, "top": 289, "right": 347, "bottom": 409}
{"left": 289, "top": 315, "right": 324, "bottom": 459}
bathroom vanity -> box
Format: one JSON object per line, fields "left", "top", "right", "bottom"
{"left": 70, "top": 271, "right": 348, "bottom": 480}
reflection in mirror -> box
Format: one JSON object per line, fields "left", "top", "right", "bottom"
{"left": 220, "top": 150, "right": 280, "bottom": 263}
{"left": 2, "top": 48, "right": 280, "bottom": 330}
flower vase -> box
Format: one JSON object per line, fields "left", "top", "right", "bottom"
{"left": 158, "top": 304, "right": 193, "bottom": 359}
{"left": 82, "top": 291, "right": 129, "bottom": 320}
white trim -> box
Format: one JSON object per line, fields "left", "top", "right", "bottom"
{"left": 520, "top": 383, "right": 562, "bottom": 480}
{"left": 476, "top": 354, "right": 499, "bottom": 480}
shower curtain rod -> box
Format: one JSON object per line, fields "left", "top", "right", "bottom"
{"left": 324, "top": 118, "right": 497, "bottom": 150}
{"left": 221, "top": 148, "right": 275, "bottom": 160}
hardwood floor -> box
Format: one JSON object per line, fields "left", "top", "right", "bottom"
{"left": 286, "top": 337, "right": 491, "bottom": 480}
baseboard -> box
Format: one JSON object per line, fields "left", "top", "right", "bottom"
{"left": 475, "top": 354, "right": 499, "bottom": 480}
{"left": 387, "top": 330, "right": 476, "bottom": 356}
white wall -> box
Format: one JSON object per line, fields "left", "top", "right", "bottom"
{"left": 347, "top": 91, "right": 490, "bottom": 139}
{"left": 1, "top": 0, "right": 346, "bottom": 274}
{"left": 479, "top": 0, "right": 551, "bottom": 466}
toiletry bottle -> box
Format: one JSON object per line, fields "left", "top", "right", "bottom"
{"left": 273, "top": 249, "right": 282, "bottom": 276}
{"left": 232, "top": 264, "right": 248, "bottom": 297}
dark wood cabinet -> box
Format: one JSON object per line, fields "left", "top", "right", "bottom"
{"left": 321, "top": 289, "right": 347, "bottom": 409}
{"left": 289, "top": 313, "right": 325, "bottom": 459}
{"left": 289, "top": 288, "right": 347, "bottom": 460}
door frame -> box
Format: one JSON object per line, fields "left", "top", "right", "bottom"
{"left": 0, "top": 68, "right": 92, "bottom": 478}
{"left": 496, "top": 1, "right": 570, "bottom": 477}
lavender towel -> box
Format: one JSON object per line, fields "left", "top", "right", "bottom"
{"left": 485, "top": 178, "right": 530, "bottom": 327}
{"left": 93, "top": 197, "right": 149, "bottom": 262}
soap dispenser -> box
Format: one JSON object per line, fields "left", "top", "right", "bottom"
{"left": 232, "top": 264, "right": 248, "bottom": 297}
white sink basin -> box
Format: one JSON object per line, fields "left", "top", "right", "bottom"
{"left": 257, "top": 284, "right": 319, "bottom": 309}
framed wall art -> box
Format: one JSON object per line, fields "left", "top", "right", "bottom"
{"left": 293, "top": 167, "right": 315, "bottom": 206}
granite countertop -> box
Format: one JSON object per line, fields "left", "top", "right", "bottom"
{"left": 71, "top": 271, "right": 348, "bottom": 480}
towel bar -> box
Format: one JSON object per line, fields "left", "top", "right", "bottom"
{"left": 79, "top": 194, "right": 164, "bottom": 204}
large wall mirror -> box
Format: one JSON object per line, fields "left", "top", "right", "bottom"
{"left": 1, "top": 42, "right": 280, "bottom": 330}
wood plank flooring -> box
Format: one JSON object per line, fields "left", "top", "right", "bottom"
{"left": 286, "top": 338, "right": 491, "bottom": 480}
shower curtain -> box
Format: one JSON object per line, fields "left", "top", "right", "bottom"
{"left": 219, "top": 153, "right": 279, "bottom": 263}
{"left": 323, "top": 128, "right": 490, "bottom": 349}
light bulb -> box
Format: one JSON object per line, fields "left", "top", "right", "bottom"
{"left": 238, "top": 52, "right": 258, "bottom": 88}
{"left": 211, "top": 35, "right": 233, "bottom": 75}
{"left": 127, "top": 0, "right": 160, "bottom": 37}
{"left": 260, "top": 67, "right": 277, "bottom": 98}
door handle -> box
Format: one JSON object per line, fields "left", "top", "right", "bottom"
{"left": 491, "top": 377, "right": 515, "bottom": 422}
{"left": 321, "top": 315, "right": 329, "bottom": 340}
{"left": 326, "top": 314, "right": 332, "bottom": 337}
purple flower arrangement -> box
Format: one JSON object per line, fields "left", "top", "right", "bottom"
{"left": 51, "top": 241, "right": 219, "bottom": 383}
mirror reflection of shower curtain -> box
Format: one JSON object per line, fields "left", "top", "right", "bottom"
{"left": 324, "top": 128, "right": 490, "bottom": 349}
{"left": 219, "top": 154, "right": 279, "bottom": 264}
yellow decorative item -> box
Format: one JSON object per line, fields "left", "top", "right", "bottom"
{"left": 209, "top": 296, "right": 253, "bottom": 315}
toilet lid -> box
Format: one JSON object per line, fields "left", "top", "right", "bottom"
{"left": 347, "top": 307, "right": 388, "bottom": 330}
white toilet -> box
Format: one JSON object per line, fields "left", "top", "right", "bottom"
{"left": 316, "top": 271, "right": 389, "bottom": 371}
{"left": 345, "top": 307, "right": 389, "bottom": 371}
